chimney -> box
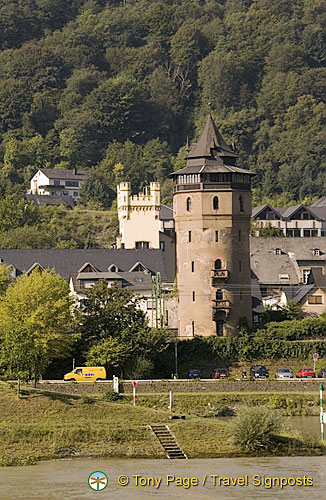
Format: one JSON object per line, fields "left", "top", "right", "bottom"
{"left": 73, "top": 168, "right": 77, "bottom": 175}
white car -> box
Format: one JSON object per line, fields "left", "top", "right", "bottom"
{"left": 275, "top": 368, "right": 293, "bottom": 379}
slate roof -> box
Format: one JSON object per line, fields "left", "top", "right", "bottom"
{"left": 170, "top": 114, "right": 254, "bottom": 178}
{"left": 187, "top": 114, "right": 237, "bottom": 159}
{"left": 38, "top": 168, "right": 86, "bottom": 180}
{"left": 160, "top": 204, "right": 173, "bottom": 220}
{"left": 250, "top": 237, "right": 326, "bottom": 261}
{"left": 252, "top": 200, "right": 326, "bottom": 220}
{"left": 0, "top": 249, "right": 172, "bottom": 282}
{"left": 250, "top": 253, "right": 300, "bottom": 285}
{"left": 25, "top": 194, "right": 75, "bottom": 209}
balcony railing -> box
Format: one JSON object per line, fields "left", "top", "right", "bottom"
{"left": 211, "top": 269, "right": 229, "bottom": 279}
{"left": 212, "top": 300, "right": 230, "bottom": 309}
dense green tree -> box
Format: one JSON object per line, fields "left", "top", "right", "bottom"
{"left": 78, "top": 167, "right": 115, "bottom": 208}
{"left": 0, "top": 269, "right": 76, "bottom": 391}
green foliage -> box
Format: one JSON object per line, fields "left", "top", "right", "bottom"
{"left": 232, "top": 407, "right": 281, "bottom": 452}
{"left": 0, "top": 264, "right": 13, "bottom": 296}
{"left": 101, "top": 390, "right": 122, "bottom": 402}
{"left": 0, "top": 0, "right": 324, "bottom": 202}
{"left": 81, "top": 280, "right": 168, "bottom": 377}
{"left": 0, "top": 269, "right": 76, "bottom": 382}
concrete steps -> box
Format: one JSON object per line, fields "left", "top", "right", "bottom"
{"left": 150, "top": 425, "right": 187, "bottom": 459}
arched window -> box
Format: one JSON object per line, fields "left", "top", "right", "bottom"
{"left": 213, "top": 196, "right": 219, "bottom": 210}
{"left": 214, "top": 259, "right": 222, "bottom": 270}
{"left": 216, "top": 289, "right": 223, "bottom": 300}
{"left": 239, "top": 195, "right": 244, "bottom": 212}
{"left": 186, "top": 197, "right": 192, "bottom": 211}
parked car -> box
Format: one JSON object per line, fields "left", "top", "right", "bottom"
{"left": 250, "top": 365, "right": 269, "bottom": 379}
{"left": 275, "top": 368, "right": 293, "bottom": 379}
{"left": 318, "top": 368, "right": 326, "bottom": 378}
{"left": 211, "top": 368, "right": 230, "bottom": 379}
{"left": 187, "top": 369, "right": 202, "bottom": 379}
{"left": 296, "top": 368, "right": 315, "bottom": 378}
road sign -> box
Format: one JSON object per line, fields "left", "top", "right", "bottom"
{"left": 132, "top": 380, "right": 138, "bottom": 406}
{"left": 313, "top": 353, "right": 319, "bottom": 360}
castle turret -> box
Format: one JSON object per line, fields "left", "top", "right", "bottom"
{"left": 170, "top": 114, "right": 255, "bottom": 337}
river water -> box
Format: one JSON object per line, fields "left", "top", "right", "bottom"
{"left": 0, "top": 456, "right": 325, "bottom": 500}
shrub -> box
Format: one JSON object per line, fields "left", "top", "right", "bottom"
{"left": 232, "top": 407, "right": 281, "bottom": 452}
{"left": 101, "top": 390, "right": 122, "bottom": 402}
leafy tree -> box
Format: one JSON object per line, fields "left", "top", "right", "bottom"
{"left": 78, "top": 167, "right": 115, "bottom": 209}
{"left": 79, "top": 280, "right": 168, "bottom": 377}
{"left": 0, "top": 264, "right": 12, "bottom": 295}
{"left": 0, "top": 269, "right": 76, "bottom": 391}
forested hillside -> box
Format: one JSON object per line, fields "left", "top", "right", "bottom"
{"left": 0, "top": 0, "right": 325, "bottom": 207}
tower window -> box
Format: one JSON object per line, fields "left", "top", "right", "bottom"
{"left": 239, "top": 195, "right": 244, "bottom": 212}
{"left": 239, "top": 260, "right": 242, "bottom": 272}
{"left": 239, "top": 230, "right": 242, "bottom": 241}
{"left": 215, "top": 230, "right": 218, "bottom": 242}
{"left": 192, "top": 291, "right": 195, "bottom": 301}
{"left": 240, "top": 290, "right": 243, "bottom": 300}
{"left": 188, "top": 231, "right": 191, "bottom": 242}
{"left": 192, "top": 321, "right": 195, "bottom": 335}
{"left": 216, "top": 289, "right": 223, "bottom": 300}
{"left": 186, "top": 197, "right": 192, "bottom": 211}
{"left": 214, "top": 259, "right": 222, "bottom": 270}
{"left": 213, "top": 196, "right": 219, "bottom": 210}
{"left": 191, "top": 261, "right": 194, "bottom": 272}
{"left": 216, "top": 320, "right": 224, "bottom": 336}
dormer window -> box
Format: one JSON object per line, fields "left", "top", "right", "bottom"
{"left": 313, "top": 249, "right": 320, "bottom": 256}
{"left": 274, "top": 248, "right": 281, "bottom": 255}
{"left": 108, "top": 264, "right": 118, "bottom": 272}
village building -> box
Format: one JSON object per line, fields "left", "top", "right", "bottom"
{"left": 29, "top": 168, "right": 86, "bottom": 202}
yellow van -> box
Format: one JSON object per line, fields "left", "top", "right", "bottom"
{"left": 64, "top": 367, "right": 106, "bottom": 382}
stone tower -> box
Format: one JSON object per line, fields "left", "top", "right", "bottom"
{"left": 170, "top": 115, "right": 255, "bottom": 337}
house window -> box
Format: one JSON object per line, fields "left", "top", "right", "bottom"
{"left": 73, "top": 191, "right": 78, "bottom": 197}
{"left": 214, "top": 259, "right": 222, "bottom": 270}
{"left": 165, "top": 310, "right": 169, "bottom": 326}
{"left": 53, "top": 180, "right": 60, "bottom": 186}
{"left": 63, "top": 191, "right": 68, "bottom": 195}
{"left": 308, "top": 295, "right": 322, "bottom": 304}
{"left": 215, "top": 230, "right": 218, "bottom": 242}
{"left": 66, "top": 181, "right": 78, "bottom": 187}
{"left": 191, "top": 261, "right": 194, "bottom": 272}
{"left": 303, "top": 269, "right": 310, "bottom": 284}
{"left": 192, "top": 291, "right": 195, "bottom": 301}
{"left": 188, "top": 231, "right": 191, "bottom": 242}
{"left": 216, "top": 289, "right": 223, "bottom": 300}
{"left": 239, "top": 195, "right": 244, "bottom": 212}
{"left": 313, "top": 249, "right": 320, "bottom": 256}
{"left": 186, "top": 197, "right": 192, "bottom": 211}
{"left": 213, "top": 196, "right": 219, "bottom": 210}
{"left": 274, "top": 248, "right": 281, "bottom": 255}
{"left": 135, "top": 241, "right": 149, "bottom": 249}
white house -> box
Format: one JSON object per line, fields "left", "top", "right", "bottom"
{"left": 29, "top": 168, "right": 86, "bottom": 202}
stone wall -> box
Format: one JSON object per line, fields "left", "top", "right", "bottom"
{"left": 35, "top": 379, "right": 323, "bottom": 395}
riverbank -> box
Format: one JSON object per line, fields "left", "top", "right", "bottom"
{"left": 0, "top": 384, "right": 325, "bottom": 466}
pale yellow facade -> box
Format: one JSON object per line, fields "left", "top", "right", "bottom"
{"left": 117, "top": 182, "right": 161, "bottom": 249}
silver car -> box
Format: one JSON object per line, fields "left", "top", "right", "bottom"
{"left": 275, "top": 368, "right": 293, "bottom": 379}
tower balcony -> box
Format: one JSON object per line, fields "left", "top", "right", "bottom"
{"left": 211, "top": 269, "right": 229, "bottom": 285}
{"left": 212, "top": 299, "right": 230, "bottom": 310}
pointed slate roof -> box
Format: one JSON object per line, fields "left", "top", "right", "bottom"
{"left": 187, "top": 114, "right": 237, "bottom": 160}
{"left": 170, "top": 114, "right": 254, "bottom": 178}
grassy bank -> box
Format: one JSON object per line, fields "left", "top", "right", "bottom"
{"left": 0, "top": 384, "right": 324, "bottom": 466}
